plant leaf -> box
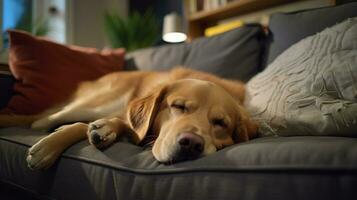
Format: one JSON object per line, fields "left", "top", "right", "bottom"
{"left": 103, "top": 9, "right": 159, "bottom": 51}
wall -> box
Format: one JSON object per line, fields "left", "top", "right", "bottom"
{"left": 31, "top": 0, "right": 128, "bottom": 48}
{"left": 33, "top": 0, "right": 66, "bottom": 43}
{"left": 69, "top": 0, "right": 128, "bottom": 48}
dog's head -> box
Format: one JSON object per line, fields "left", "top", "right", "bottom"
{"left": 128, "top": 79, "right": 257, "bottom": 163}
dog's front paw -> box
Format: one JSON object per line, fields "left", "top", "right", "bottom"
{"left": 87, "top": 119, "right": 118, "bottom": 149}
{"left": 26, "top": 136, "right": 63, "bottom": 170}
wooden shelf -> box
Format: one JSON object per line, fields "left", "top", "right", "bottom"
{"left": 184, "top": 0, "right": 300, "bottom": 39}
{"left": 189, "top": 0, "right": 296, "bottom": 23}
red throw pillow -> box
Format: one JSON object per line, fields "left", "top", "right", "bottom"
{"left": 0, "top": 30, "right": 125, "bottom": 114}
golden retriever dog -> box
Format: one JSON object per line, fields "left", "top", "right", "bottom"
{"left": 0, "top": 67, "right": 257, "bottom": 170}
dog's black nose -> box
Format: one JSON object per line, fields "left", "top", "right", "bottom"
{"left": 175, "top": 132, "right": 204, "bottom": 161}
{"left": 91, "top": 131, "right": 102, "bottom": 145}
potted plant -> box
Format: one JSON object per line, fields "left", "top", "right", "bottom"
{"left": 103, "top": 9, "right": 160, "bottom": 52}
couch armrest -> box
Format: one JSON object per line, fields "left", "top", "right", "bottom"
{"left": 0, "top": 64, "right": 14, "bottom": 109}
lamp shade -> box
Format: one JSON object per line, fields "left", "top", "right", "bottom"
{"left": 162, "top": 12, "right": 187, "bottom": 43}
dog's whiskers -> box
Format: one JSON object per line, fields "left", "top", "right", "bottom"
{"left": 143, "top": 140, "right": 155, "bottom": 148}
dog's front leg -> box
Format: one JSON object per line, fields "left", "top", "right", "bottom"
{"left": 87, "top": 117, "right": 138, "bottom": 149}
{"left": 27, "top": 122, "right": 88, "bottom": 170}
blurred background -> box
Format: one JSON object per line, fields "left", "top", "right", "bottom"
{"left": 0, "top": 0, "right": 183, "bottom": 48}
{"left": 0, "top": 0, "right": 354, "bottom": 62}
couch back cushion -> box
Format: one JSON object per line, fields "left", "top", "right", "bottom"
{"left": 0, "top": 30, "right": 125, "bottom": 115}
{"left": 126, "top": 24, "right": 266, "bottom": 82}
{"left": 245, "top": 17, "right": 357, "bottom": 137}
{"left": 266, "top": 2, "right": 357, "bottom": 65}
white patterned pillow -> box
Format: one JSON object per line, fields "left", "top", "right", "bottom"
{"left": 245, "top": 17, "right": 357, "bottom": 137}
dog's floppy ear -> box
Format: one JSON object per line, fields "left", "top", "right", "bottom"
{"left": 127, "top": 85, "right": 167, "bottom": 144}
{"left": 232, "top": 104, "right": 258, "bottom": 143}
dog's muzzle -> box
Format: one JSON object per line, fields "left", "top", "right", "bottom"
{"left": 172, "top": 132, "right": 204, "bottom": 162}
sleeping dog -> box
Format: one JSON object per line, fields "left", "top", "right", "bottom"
{"left": 0, "top": 67, "right": 257, "bottom": 169}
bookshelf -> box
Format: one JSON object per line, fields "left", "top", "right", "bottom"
{"left": 184, "top": 0, "right": 303, "bottom": 39}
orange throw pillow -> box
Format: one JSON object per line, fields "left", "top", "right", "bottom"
{"left": 0, "top": 30, "right": 125, "bottom": 114}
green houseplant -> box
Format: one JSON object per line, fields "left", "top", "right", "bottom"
{"left": 103, "top": 9, "right": 160, "bottom": 52}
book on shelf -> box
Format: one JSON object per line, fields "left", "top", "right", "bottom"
{"left": 197, "top": 0, "right": 204, "bottom": 12}
{"left": 189, "top": 0, "right": 197, "bottom": 13}
{"left": 204, "top": 20, "right": 244, "bottom": 37}
{"left": 188, "top": 0, "right": 230, "bottom": 14}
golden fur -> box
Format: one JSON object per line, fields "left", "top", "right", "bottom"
{"left": 0, "top": 67, "right": 257, "bottom": 169}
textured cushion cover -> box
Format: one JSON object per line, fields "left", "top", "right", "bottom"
{"left": 126, "top": 24, "right": 265, "bottom": 82}
{"left": 0, "top": 30, "right": 125, "bottom": 115}
{"left": 0, "top": 127, "right": 356, "bottom": 200}
{"left": 245, "top": 17, "right": 357, "bottom": 137}
{"left": 267, "top": 2, "right": 357, "bottom": 65}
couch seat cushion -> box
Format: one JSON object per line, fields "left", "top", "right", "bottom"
{"left": 1, "top": 128, "right": 356, "bottom": 199}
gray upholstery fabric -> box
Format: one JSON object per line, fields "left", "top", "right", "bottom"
{"left": 245, "top": 18, "right": 357, "bottom": 137}
{"left": 1, "top": 127, "right": 357, "bottom": 200}
{"left": 125, "top": 24, "right": 265, "bottom": 82}
{"left": 266, "top": 2, "right": 357, "bottom": 65}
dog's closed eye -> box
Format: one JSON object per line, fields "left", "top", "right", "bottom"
{"left": 170, "top": 100, "right": 187, "bottom": 113}
{"left": 171, "top": 103, "right": 185, "bottom": 111}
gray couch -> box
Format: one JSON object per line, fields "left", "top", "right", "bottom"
{"left": 1, "top": 3, "right": 357, "bottom": 200}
